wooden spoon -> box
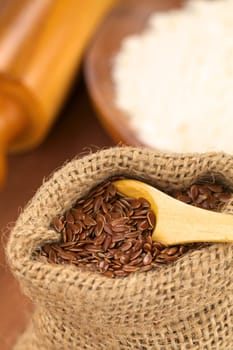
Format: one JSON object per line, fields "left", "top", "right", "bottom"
{"left": 113, "top": 179, "right": 233, "bottom": 245}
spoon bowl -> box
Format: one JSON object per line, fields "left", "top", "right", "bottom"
{"left": 113, "top": 179, "right": 233, "bottom": 245}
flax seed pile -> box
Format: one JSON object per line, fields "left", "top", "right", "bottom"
{"left": 39, "top": 180, "right": 231, "bottom": 278}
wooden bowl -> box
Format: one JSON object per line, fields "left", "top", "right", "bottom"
{"left": 84, "top": 0, "right": 184, "bottom": 147}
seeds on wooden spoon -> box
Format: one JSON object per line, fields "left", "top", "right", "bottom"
{"left": 38, "top": 180, "right": 232, "bottom": 278}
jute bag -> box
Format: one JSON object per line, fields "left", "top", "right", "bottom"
{"left": 7, "top": 147, "right": 233, "bottom": 350}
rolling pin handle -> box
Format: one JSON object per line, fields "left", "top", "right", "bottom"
{"left": 0, "top": 95, "right": 26, "bottom": 185}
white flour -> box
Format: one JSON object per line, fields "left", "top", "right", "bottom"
{"left": 112, "top": 0, "right": 233, "bottom": 153}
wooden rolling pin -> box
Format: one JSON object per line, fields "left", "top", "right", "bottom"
{"left": 0, "top": 0, "right": 116, "bottom": 184}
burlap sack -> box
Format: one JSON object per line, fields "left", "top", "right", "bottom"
{"left": 7, "top": 147, "right": 233, "bottom": 350}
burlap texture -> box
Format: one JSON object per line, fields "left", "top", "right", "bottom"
{"left": 6, "top": 147, "right": 233, "bottom": 350}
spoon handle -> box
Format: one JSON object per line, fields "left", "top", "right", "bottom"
{"left": 151, "top": 186, "right": 233, "bottom": 245}
{"left": 114, "top": 180, "right": 233, "bottom": 245}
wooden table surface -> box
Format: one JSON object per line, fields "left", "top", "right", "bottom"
{"left": 0, "top": 75, "right": 114, "bottom": 350}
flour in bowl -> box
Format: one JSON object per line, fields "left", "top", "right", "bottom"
{"left": 112, "top": 0, "right": 233, "bottom": 153}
